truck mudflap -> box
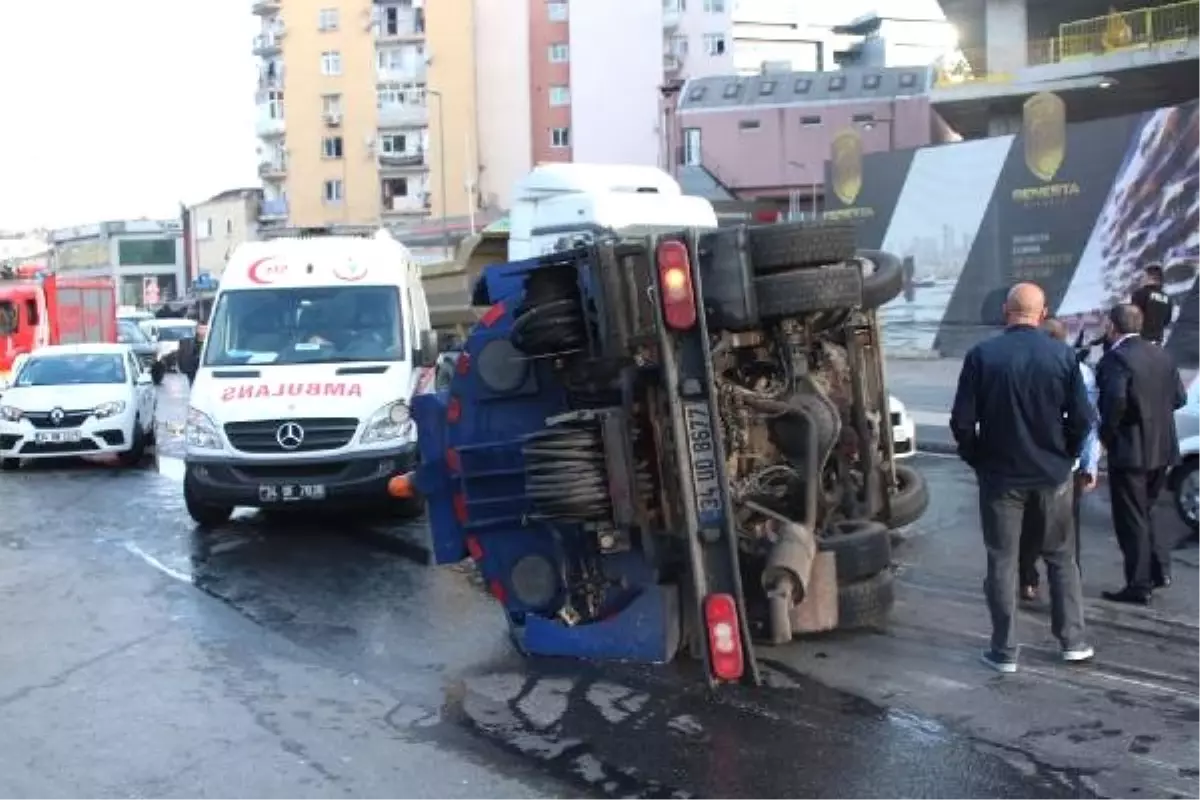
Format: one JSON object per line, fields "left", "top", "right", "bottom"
{"left": 411, "top": 268, "right": 680, "bottom": 664}
{"left": 651, "top": 235, "right": 762, "bottom": 687}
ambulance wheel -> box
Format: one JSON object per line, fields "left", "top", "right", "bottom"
{"left": 879, "top": 464, "right": 930, "bottom": 530}
{"left": 837, "top": 569, "right": 895, "bottom": 631}
{"left": 184, "top": 473, "right": 233, "bottom": 529}
{"left": 819, "top": 519, "right": 892, "bottom": 584}
{"left": 747, "top": 220, "right": 857, "bottom": 272}
{"left": 0, "top": 457, "right": 19, "bottom": 471}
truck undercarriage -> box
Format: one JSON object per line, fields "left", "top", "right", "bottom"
{"left": 412, "top": 221, "right": 929, "bottom": 685}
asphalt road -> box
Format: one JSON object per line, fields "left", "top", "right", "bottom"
{"left": 0, "top": 376, "right": 1195, "bottom": 798}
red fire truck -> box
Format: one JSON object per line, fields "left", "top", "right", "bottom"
{"left": 0, "top": 265, "right": 118, "bottom": 386}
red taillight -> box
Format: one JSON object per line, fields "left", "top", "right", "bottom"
{"left": 453, "top": 492, "right": 468, "bottom": 523}
{"left": 656, "top": 240, "right": 697, "bottom": 330}
{"left": 445, "top": 447, "right": 461, "bottom": 473}
{"left": 466, "top": 535, "right": 484, "bottom": 561}
{"left": 447, "top": 396, "right": 462, "bottom": 424}
{"left": 456, "top": 352, "right": 472, "bottom": 375}
{"left": 488, "top": 579, "right": 508, "bottom": 603}
{"left": 480, "top": 302, "right": 506, "bottom": 327}
{"left": 704, "top": 593, "right": 745, "bottom": 682}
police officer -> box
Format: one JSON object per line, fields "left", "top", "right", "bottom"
{"left": 1130, "top": 264, "right": 1173, "bottom": 346}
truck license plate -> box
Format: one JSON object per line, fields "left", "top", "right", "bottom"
{"left": 682, "top": 401, "right": 723, "bottom": 525}
{"left": 258, "top": 484, "right": 327, "bottom": 503}
{"left": 35, "top": 430, "right": 82, "bottom": 444}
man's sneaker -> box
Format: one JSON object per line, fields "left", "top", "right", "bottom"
{"left": 1062, "top": 644, "right": 1095, "bottom": 663}
{"left": 981, "top": 649, "right": 1018, "bottom": 673}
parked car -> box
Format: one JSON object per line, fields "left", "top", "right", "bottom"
{"left": 0, "top": 343, "right": 158, "bottom": 470}
{"left": 1170, "top": 377, "right": 1199, "bottom": 530}
{"left": 117, "top": 319, "right": 165, "bottom": 385}
{"left": 141, "top": 319, "right": 198, "bottom": 371}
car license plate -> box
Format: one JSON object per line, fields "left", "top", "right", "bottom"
{"left": 682, "top": 401, "right": 723, "bottom": 525}
{"left": 34, "top": 430, "right": 82, "bottom": 444}
{"left": 258, "top": 484, "right": 327, "bottom": 503}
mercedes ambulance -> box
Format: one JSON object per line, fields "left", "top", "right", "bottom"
{"left": 182, "top": 230, "right": 436, "bottom": 527}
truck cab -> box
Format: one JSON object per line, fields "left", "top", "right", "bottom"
{"left": 181, "top": 230, "right": 436, "bottom": 527}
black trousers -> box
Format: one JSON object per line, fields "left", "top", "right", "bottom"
{"left": 1019, "top": 475, "right": 1083, "bottom": 587}
{"left": 1108, "top": 467, "right": 1172, "bottom": 592}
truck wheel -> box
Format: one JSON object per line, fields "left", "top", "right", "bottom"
{"left": 856, "top": 250, "right": 905, "bottom": 309}
{"left": 819, "top": 519, "right": 892, "bottom": 584}
{"left": 747, "top": 220, "right": 857, "bottom": 273}
{"left": 837, "top": 569, "right": 895, "bottom": 631}
{"left": 184, "top": 473, "right": 233, "bottom": 529}
{"left": 880, "top": 464, "right": 930, "bottom": 529}
{"left": 0, "top": 457, "right": 19, "bottom": 472}
{"left": 754, "top": 262, "right": 867, "bottom": 318}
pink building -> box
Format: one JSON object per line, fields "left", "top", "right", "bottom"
{"left": 672, "top": 66, "right": 954, "bottom": 208}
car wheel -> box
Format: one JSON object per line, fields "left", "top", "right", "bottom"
{"left": 818, "top": 519, "right": 892, "bottom": 584}
{"left": 0, "top": 457, "right": 19, "bottom": 472}
{"left": 879, "top": 464, "right": 930, "bottom": 529}
{"left": 118, "top": 420, "right": 148, "bottom": 467}
{"left": 145, "top": 419, "right": 157, "bottom": 446}
{"left": 151, "top": 363, "right": 165, "bottom": 385}
{"left": 1175, "top": 458, "right": 1199, "bottom": 531}
{"left": 837, "top": 569, "right": 895, "bottom": 631}
{"left": 184, "top": 472, "right": 233, "bottom": 529}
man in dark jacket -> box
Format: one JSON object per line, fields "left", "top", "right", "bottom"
{"left": 951, "top": 283, "right": 1095, "bottom": 673}
{"left": 1129, "top": 264, "right": 1173, "bottom": 346}
{"left": 1096, "top": 303, "right": 1187, "bottom": 604}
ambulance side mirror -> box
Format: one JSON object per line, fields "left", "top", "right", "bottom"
{"left": 416, "top": 330, "right": 440, "bottom": 368}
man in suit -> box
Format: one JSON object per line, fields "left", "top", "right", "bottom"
{"left": 951, "top": 283, "right": 1095, "bottom": 673}
{"left": 1096, "top": 303, "right": 1188, "bottom": 604}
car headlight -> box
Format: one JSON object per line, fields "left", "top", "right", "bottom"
{"left": 94, "top": 401, "right": 127, "bottom": 419}
{"left": 185, "top": 407, "right": 222, "bottom": 450}
{"left": 0, "top": 405, "right": 23, "bottom": 422}
{"left": 360, "top": 401, "right": 413, "bottom": 443}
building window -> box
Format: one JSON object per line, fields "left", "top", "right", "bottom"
{"left": 226, "top": 219, "right": 233, "bottom": 234}
{"left": 548, "top": 43, "right": 569, "bottom": 62}
{"left": 721, "top": 81, "right": 741, "bottom": 98}
{"left": 382, "top": 177, "right": 411, "bottom": 203}
{"left": 547, "top": 1, "right": 568, "bottom": 21}
{"left": 703, "top": 33, "right": 726, "bottom": 55}
{"left": 321, "top": 51, "right": 342, "bottom": 75}
{"left": 703, "top": 0, "right": 724, "bottom": 10}
{"left": 758, "top": 80, "right": 775, "bottom": 95}
{"left": 852, "top": 113, "right": 875, "bottom": 123}
{"left": 738, "top": 119, "right": 761, "bottom": 131}
{"left": 322, "top": 94, "right": 342, "bottom": 116}
{"left": 549, "top": 85, "right": 571, "bottom": 106}
{"left": 203, "top": 219, "right": 214, "bottom": 238}
{"left": 794, "top": 78, "right": 811, "bottom": 93}
{"left": 324, "top": 179, "right": 344, "bottom": 203}
{"left": 318, "top": 8, "right": 339, "bottom": 30}
{"left": 899, "top": 72, "right": 917, "bottom": 88}
{"left": 686, "top": 85, "right": 706, "bottom": 101}
{"left": 260, "top": 89, "right": 284, "bottom": 119}
{"left": 667, "top": 34, "right": 688, "bottom": 55}
{"left": 683, "top": 128, "right": 701, "bottom": 166}
{"left": 118, "top": 239, "right": 178, "bottom": 266}
{"left": 381, "top": 133, "right": 409, "bottom": 153}
{"left": 550, "top": 127, "right": 570, "bottom": 148}
{"left": 322, "top": 136, "right": 344, "bottom": 158}
{"left": 863, "top": 74, "right": 881, "bottom": 89}
{"left": 800, "top": 114, "right": 821, "bottom": 126}
{"left": 828, "top": 75, "right": 845, "bottom": 91}
{"left": 377, "top": 86, "right": 426, "bottom": 108}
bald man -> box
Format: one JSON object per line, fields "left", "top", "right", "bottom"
{"left": 951, "top": 283, "right": 1095, "bottom": 673}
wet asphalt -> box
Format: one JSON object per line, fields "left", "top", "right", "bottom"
{"left": 0, "top": 375, "right": 1195, "bottom": 798}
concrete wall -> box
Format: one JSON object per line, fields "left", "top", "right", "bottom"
{"left": 568, "top": 0, "right": 662, "bottom": 166}
{"left": 474, "top": 0, "right": 532, "bottom": 211}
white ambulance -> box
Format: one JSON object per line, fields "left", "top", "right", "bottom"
{"left": 182, "top": 231, "right": 436, "bottom": 527}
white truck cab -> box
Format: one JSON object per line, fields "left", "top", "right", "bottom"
{"left": 506, "top": 163, "right": 718, "bottom": 261}
{"left": 182, "top": 230, "right": 435, "bottom": 527}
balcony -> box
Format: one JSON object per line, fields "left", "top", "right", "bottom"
{"left": 256, "top": 116, "right": 285, "bottom": 138}
{"left": 381, "top": 195, "right": 429, "bottom": 216}
{"left": 258, "top": 160, "right": 287, "bottom": 180}
{"left": 258, "top": 198, "right": 288, "bottom": 221}
{"left": 663, "top": 3, "right": 682, "bottom": 28}
{"left": 376, "top": 8, "right": 426, "bottom": 41}
{"left": 253, "top": 29, "right": 284, "bottom": 56}
{"left": 379, "top": 148, "right": 426, "bottom": 169}
{"left": 664, "top": 53, "right": 683, "bottom": 72}
{"left": 251, "top": 0, "right": 280, "bottom": 16}
{"left": 378, "top": 101, "right": 428, "bottom": 128}
{"left": 377, "top": 62, "right": 426, "bottom": 84}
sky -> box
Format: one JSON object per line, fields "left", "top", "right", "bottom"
{"left": 0, "top": 0, "right": 259, "bottom": 232}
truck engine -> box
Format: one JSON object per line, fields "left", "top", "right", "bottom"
{"left": 411, "top": 220, "right": 929, "bottom": 685}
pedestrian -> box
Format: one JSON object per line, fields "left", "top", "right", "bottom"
{"left": 1018, "top": 317, "right": 1102, "bottom": 601}
{"left": 1096, "top": 303, "right": 1187, "bottom": 604}
{"left": 1129, "top": 264, "right": 1173, "bottom": 346}
{"left": 950, "top": 283, "right": 1095, "bottom": 673}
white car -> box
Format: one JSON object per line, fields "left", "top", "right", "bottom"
{"left": 1170, "top": 377, "right": 1199, "bottom": 530}
{"left": 0, "top": 344, "right": 158, "bottom": 470}
{"left": 889, "top": 395, "right": 917, "bottom": 459}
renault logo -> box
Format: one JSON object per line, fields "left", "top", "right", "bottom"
{"left": 49, "top": 408, "right": 65, "bottom": 426}
{"left": 276, "top": 421, "right": 305, "bottom": 450}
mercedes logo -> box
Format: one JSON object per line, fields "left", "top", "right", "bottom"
{"left": 49, "top": 408, "right": 65, "bottom": 426}
{"left": 275, "top": 421, "right": 305, "bottom": 450}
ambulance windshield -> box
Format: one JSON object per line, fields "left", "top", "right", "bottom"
{"left": 202, "top": 286, "right": 404, "bottom": 366}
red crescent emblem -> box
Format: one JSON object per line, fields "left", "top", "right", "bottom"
{"left": 333, "top": 261, "right": 367, "bottom": 282}
{"left": 247, "top": 257, "right": 285, "bottom": 284}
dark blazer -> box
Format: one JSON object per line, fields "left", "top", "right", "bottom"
{"left": 1096, "top": 335, "right": 1186, "bottom": 470}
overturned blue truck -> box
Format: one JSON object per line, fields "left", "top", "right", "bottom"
{"left": 410, "top": 221, "right": 929, "bottom": 686}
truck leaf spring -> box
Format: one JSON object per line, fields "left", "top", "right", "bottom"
{"left": 523, "top": 424, "right": 612, "bottom": 521}
{"left": 511, "top": 267, "right": 586, "bottom": 356}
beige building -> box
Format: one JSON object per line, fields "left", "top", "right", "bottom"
{"left": 253, "top": 0, "right": 479, "bottom": 231}
{"left": 187, "top": 188, "right": 263, "bottom": 279}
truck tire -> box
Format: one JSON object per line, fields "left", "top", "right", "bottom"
{"left": 747, "top": 220, "right": 857, "bottom": 273}
{"left": 838, "top": 568, "right": 895, "bottom": 630}
{"left": 819, "top": 519, "right": 892, "bottom": 584}
{"left": 879, "top": 464, "right": 930, "bottom": 529}
{"left": 184, "top": 472, "right": 233, "bottom": 529}
{"left": 754, "top": 262, "right": 865, "bottom": 318}
{"left": 857, "top": 250, "right": 905, "bottom": 309}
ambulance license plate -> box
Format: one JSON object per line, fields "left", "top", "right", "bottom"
{"left": 258, "top": 484, "right": 327, "bottom": 503}
{"left": 682, "top": 401, "right": 722, "bottom": 525}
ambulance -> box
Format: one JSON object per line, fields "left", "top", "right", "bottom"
{"left": 182, "top": 231, "right": 436, "bottom": 527}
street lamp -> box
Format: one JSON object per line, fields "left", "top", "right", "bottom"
{"left": 427, "top": 87, "right": 450, "bottom": 259}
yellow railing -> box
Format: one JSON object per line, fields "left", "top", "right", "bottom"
{"left": 935, "top": 0, "right": 1198, "bottom": 86}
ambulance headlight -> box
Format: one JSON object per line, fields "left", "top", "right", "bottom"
{"left": 361, "top": 401, "right": 413, "bottom": 443}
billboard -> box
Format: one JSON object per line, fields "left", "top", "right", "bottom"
{"left": 826, "top": 100, "right": 1199, "bottom": 366}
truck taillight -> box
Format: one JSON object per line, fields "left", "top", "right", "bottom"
{"left": 704, "top": 593, "right": 745, "bottom": 682}
{"left": 656, "top": 240, "right": 697, "bottom": 331}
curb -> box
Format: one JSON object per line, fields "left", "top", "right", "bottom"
{"left": 917, "top": 440, "right": 958, "bottom": 456}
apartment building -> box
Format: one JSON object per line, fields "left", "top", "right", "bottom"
{"left": 185, "top": 188, "right": 263, "bottom": 280}
{"left": 252, "top": 0, "right": 477, "bottom": 231}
